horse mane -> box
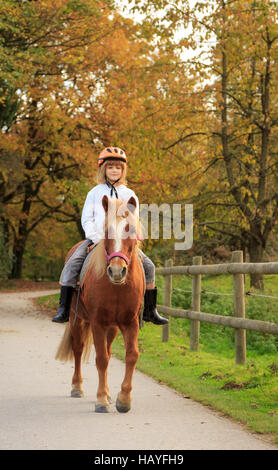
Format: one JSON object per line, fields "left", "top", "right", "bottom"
{"left": 88, "top": 240, "right": 107, "bottom": 278}
{"left": 88, "top": 198, "right": 142, "bottom": 279}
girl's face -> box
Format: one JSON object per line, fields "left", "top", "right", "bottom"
{"left": 105, "top": 163, "right": 123, "bottom": 183}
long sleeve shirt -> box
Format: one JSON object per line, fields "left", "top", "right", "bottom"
{"left": 81, "top": 183, "right": 139, "bottom": 244}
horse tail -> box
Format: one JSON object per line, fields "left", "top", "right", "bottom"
{"left": 82, "top": 322, "right": 94, "bottom": 363}
{"left": 55, "top": 323, "right": 73, "bottom": 362}
{"left": 55, "top": 322, "right": 94, "bottom": 363}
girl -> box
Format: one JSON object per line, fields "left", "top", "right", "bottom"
{"left": 52, "top": 146, "right": 168, "bottom": 326}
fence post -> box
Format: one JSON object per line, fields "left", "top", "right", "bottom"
{"left": 190, "top": 256, "right": 202, "bottom": 351}
{"left": 232, "top": 250, "right": 246, "bottom": 365}
{"left": 162, "top": 259, "right": 173, "bottom": 342}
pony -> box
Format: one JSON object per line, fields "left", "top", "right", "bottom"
{"left": 55, "top": 195, "right": 145, "bottom": 413}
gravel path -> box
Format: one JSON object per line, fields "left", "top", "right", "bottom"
{"left": 0, "top": 290, "right": 277, "bottom": 450}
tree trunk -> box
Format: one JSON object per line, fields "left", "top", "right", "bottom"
{"left": 11, "top": 217, "right": 29, "bottom": 278}
{"left": 10, "top": 186, "right": 31, "bottom": 279}
{"left": 11, "top": 238, "right": 26, "bottom": 279}
{"left": 76, "top": 218, "right": 85, "bottom": 240}
{"left": 248, "top": 236, "right": 264, "bottom": 291}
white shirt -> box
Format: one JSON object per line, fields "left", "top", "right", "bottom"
{"left": 81, "top": 183, "right": 140, "bottom": 244}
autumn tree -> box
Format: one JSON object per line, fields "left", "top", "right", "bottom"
{"left": 194, "top": 0, "right": 278, "bottom": 289}
{"left": 1, "top": 0, "right": 127, "bottom": 277}
{"left": 2, "top": 0, "right": 192, "bottom": 277}
{"left": 129, "top": 0, "right": 278, "bottom": 289}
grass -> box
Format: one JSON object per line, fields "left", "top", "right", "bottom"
{"left": 37, "top": 292, "right": 60, "bottom": 309}
{"left": 112, "top": 324, "right": 278, "bottom": 444}
{"left": 37, "top": 273, "right": 278, "bottom": 445}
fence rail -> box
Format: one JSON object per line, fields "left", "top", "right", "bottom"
{"left": 156, "top": 262, "right": 278, "bottom": 276}
{"left": 156, "top": 250, "right": 278, "bottom": 365}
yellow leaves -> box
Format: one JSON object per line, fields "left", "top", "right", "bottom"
{"left": 242, "top": 187, "right": 252, "bottom": 198}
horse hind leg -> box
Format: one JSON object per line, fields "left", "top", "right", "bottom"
{"left": 71, "top": 320, "right": 93, "bottom": 398}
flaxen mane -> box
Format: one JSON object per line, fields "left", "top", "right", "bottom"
{"left": 88, "top": 240, "right": 106, "bottom": 278}
{"left": 88, "top": 199, "right": 142, "bottom": 279}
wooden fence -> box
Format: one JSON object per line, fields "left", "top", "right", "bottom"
{"left": 155, "top": 250, "right": 278, "bottom": 365}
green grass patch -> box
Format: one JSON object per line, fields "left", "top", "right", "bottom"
{"left": 112, "top": 324, "right": 278, "bottom": 444}
{"left": 37, "top": 293, "right": 60, "bottom": 309}
{"left": 156, "top": 273, "right": 278, "bottom": 355}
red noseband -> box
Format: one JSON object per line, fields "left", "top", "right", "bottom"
{"left": 105, "top": 250, "right": 130, "bottom": 265}
{"left": 104, "top": 233, "right": 143, "bottom": 266}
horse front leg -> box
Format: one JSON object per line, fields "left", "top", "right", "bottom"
{"left": 116, "top": 320, "right": 139, "bottom": 413}
{"left": 92, "top": 323, "right": 110, "bottom": 413}
{"left": 106, "top": 326, "right": 118, "bottom": 404}
{"left": 70, "top": 318, "right": 86, "bottom": 398}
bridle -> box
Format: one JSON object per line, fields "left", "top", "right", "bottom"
{"left": 105, "top": 233, "right": 143, "bottom": 266}
{"left": 105, "top": 250, "right": 130, "bottom": 265}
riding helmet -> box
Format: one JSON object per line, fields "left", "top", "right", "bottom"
{"left": 97, "top": 147, "right": 127, "bottom": 167}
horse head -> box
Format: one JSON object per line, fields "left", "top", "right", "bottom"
{"left": 102, "top": 195, "right": 141, "bottom": 284}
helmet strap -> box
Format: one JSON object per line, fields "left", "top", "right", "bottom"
{"left": 105, "top": 177, "right": 120, "bottom": 198}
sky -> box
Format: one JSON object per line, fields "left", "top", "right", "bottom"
{"left": 114, "top": 0, "right": 213, "bottom": 63}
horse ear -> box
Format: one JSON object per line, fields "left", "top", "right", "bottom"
{"left": 127, "top": 196, "right": 136, "bottom": 213}
{"left": 102, "top": 195, "right": 109, "bottom": 212}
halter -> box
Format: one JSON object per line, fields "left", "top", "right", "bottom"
{"left": 105, "top": 233, "right": 144, "bottom": 266}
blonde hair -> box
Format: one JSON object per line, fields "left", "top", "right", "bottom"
{"left": 95, "top": 161, "right": 127, "bottom": 185}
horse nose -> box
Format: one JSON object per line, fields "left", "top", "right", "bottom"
{"left": 108, "top": 267, "right": 113, "bottom": 278}
{"left": 107, "top": 265, "right": 127, "bottom": 282}
{"left": 122, "top": 266, "right": 127, "bottom": 277}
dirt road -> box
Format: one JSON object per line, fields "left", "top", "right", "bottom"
{"left": 0, "top": 290, "right": 277, "bottom": 450}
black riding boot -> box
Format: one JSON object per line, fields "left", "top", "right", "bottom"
{"left": 52, "top": 286, "right": 74, "bottom": 323}
{"left": 142, "top": 287, "right": 169, "bottom": 325}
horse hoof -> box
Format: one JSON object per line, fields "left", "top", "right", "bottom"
{"left": 95, "top": 404, "right": 109, "bottom": 413}
{"left": 107, "top": 394, "right": 113, "bottom": 404}
{"left": 116, "top": 399, "right": 131, "bottom": 413}
{"left": 71, "top": 389, "right": 84, "bottom": 398}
